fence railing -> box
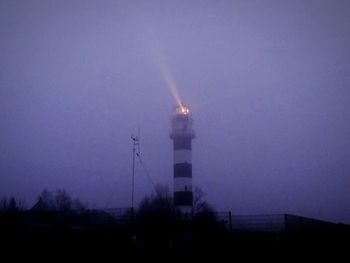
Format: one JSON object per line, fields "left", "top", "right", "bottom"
{"left": 91, "top": 209, "right": 339, "bottom": 233}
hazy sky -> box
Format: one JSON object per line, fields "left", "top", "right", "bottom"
{"left": 1, "top": 0, "right": 349, "bottom": 223}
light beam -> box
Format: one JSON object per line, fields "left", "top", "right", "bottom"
{"left": 151, "top": 46, "right": 183, "bottom": 108}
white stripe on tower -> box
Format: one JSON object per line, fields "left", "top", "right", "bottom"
{"left": 174, "top": 150, "right": 192, "bottom": 164}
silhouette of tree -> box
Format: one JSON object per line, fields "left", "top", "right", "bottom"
{"left": 55, "top": 189, "right": 72, "bottom": 211}
{"left": 0, "top": 198, "right": 7, "bottom": 212}
{"left": 72, "top": 198, "right": 87, "bottom": 212}
{"left": 35, "top": 189, "right": 86, "bottom": 212}
{"left": 0, "top": 197, "right": 24, "bottom": 212}
{"left": 193, "top": 186, "right": 215, "bottom": 214}
{"left": 8, "top": 197, "right": 17, "bottom": 213}
{"left": 136, "top": 185, "right": 218, "bottom": 248}
{"left": 38, "top": 188, "right": 55, "bottom": 210}
{"left": 137, "top": 185, "right": 175, "bottom": 247}
{"left": 138, "top": 185, "right": 174, "bottom": 220}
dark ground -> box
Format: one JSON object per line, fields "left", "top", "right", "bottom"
{"left": 1, "top": 214, "right": 349, "bottom": 260}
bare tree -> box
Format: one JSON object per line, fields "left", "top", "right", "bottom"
{"left": 0, "top": 197, "right": 8, "bottom": 212}
{"left": 8, "top": 197, "right": 17, "bottom": 212}
{"left": 193, "top": 186, "right": 215, "bottom": 214}
{"left": 72, "top": 198, "right": 87, "bottom": 212}
{"left": 55, "top": 189, "right": 72, "bottom": 211}
{"left": 0, "top": 197, "right": 24, "bottom": 212}
{"left": 36, "top": 189, "right": 86, "bottom": 212}
{"left": 138, "top": 184, "right": 174, "bottom": 215}
{"left": 137, "top": 184, "right": 175, "bottom": 248}
{"left": 38, "top": 188, "right": 55, "bottom": 210}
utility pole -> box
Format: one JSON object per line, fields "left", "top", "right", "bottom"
{"left": 131, "top": 135, "right": 139, "bottom": 222}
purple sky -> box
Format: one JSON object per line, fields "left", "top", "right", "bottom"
{"left": 1, "top": 0, "right": 350, "bottom": 223}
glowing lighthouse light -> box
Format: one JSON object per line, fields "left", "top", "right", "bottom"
{"left": 176, "top": 105, "right": 190, "bottom": 115}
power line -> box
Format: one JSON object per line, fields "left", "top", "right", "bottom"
{"left": 137, "top": 153, "right": 156, "bottom": 188}
{"left": 135, "top": 132, "right": 156, "bottom": 189}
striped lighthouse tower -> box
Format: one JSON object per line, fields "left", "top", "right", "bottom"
{"left": 170, "top": 105, "right": 195, "bottom": 215}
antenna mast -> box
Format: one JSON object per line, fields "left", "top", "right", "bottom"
{"left": 131, "top": 135, "right": 139, "bottom": 218}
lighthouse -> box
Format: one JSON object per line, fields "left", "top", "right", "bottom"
{"left": 170, "top": 105, "right": 195, "bottom": 215}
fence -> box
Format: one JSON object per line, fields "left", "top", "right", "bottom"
{"left": 94, "top": 207, "right": 132, "bottom": 225}
{"left": 94, "top": 209, "right": 339, "bottom": 233}
{"left": 230, "top": 214, "right": 285, "bottom": 232}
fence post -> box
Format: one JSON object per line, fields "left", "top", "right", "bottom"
{"left": 284, "top": 214, "right": 288, "bottom": 233}
{"left": 229, "top": 211, "right": 232, "bottom": 231}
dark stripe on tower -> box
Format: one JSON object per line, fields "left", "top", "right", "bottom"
{"left": 174, "top": 163, "right": 192, "bottom": 178}
{"left": 174, "top": 191, "right": 193, "bottom": 206}
{"left": 173, "top": 138, "right": 192, "bottom": 150}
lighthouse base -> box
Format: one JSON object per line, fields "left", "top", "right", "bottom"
{"left": 176, "top": 206, "right": 193, "bottom": 219}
